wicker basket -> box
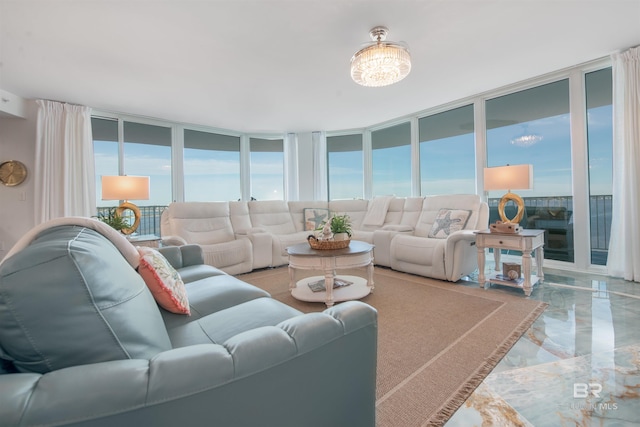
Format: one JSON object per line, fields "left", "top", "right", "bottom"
{"left": 307, "top": 235, "right": 351, "bottom": 250}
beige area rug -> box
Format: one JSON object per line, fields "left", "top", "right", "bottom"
{"left": 237, "top": 266, "right": 547, "bottom": 427}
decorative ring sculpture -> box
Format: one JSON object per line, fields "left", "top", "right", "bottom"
{"left": 115, "top": 202, "right": 141, "bottom": 235}
{"left": 498, "top": 192, "right": 525, "bottom": 224}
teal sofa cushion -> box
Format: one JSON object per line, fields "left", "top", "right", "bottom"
{"left": 0, "top": 225, "right": 172, "bottom": 374}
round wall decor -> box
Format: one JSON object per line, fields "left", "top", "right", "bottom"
{"left": 0, "top": 160, "right": 28, "bottom": 187}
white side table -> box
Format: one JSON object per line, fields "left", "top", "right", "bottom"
{"left": 475, "top": 229, "right": 545, "bottom": 296}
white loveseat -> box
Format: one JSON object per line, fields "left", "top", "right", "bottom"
{"left": 160, "top": 195, "right": 489, "bottom": 282}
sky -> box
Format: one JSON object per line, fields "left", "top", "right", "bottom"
{"left": 94, "top": 142, "right": 285, "bottom": 205}
{"left": 327, "top": 104, "right": 613, "bottom": 200}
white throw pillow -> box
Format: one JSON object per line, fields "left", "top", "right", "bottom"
{"left": 428, "top": 209, "right": 471, "bottom": 239}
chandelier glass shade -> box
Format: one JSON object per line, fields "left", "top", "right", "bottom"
{"left": 510, "top": 133, "right": 543, "bottom": 147}
{"left": 351, "top": 27, "right": 411, "bottom": 87}
{"left": 510, "top": 125, "right": 543, "bottom": 147}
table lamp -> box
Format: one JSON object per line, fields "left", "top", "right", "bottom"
{"left": 101, "top": 175, "right": 150, "bottom": 235}
{"left": 483, "top": 164, "right": 533, "bottom": 224}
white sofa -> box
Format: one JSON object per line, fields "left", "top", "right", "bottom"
{"left": 158, "top": 202, "right": 254, "bottom": 275}
{"left": 390, "top": 194, "right": 488, "bottom": 281}
{"left": 161, "top": 195, "right": 489, "bottom": 282}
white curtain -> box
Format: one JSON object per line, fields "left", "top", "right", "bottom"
{"left": 35, "top": 100, "right": 96, "bottom": 224}
{"left": 312, "top": 131, "right": 327, "bottom": 201}
{"left": 607, "top": 46, "right": 640, "bottom": 281}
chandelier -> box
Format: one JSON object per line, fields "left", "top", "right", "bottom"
{"left": 350, "top": 26, "right": 411, "bottom": 87}
{"left": 510, "top": 125, "right": 543, "bottom": 147}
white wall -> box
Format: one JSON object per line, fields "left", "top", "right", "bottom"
{"left": 0, "top": 101, "right": 37, "bottom": 259}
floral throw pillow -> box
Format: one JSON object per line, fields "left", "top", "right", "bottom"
{"left": 428, "top": 209, "right": 472, "bottom": 239}
{"left": 137, "top": 247, "right": 190, "bottom": 315}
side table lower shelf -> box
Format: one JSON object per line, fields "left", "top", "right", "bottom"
{"left": 291, "top": 275, "right": 373, "bottom": 306}
{"left": 485, "top": 273, "right": 541, "bottom": 295}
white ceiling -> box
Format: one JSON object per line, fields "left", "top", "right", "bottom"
{"left": 1, "top": 0, "right": 639, "bottom": 134}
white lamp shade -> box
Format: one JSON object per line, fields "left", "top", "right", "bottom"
{"left": 483, "top": 164, "right": 533, "bottom": 191}
{"left": 101, "top": 176, "right": 150, "bottom": 201}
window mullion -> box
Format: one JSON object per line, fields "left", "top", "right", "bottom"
{"left": 569, "top": 69, "right": 590, "bottom": 271}
{"left": 474, "top": 98, "right": 486, "bottom": 199}
{"left": 410, "top": 117, "right": 420, "bottom": 197}
{"left": 363, "top": 130, "right": 372, "bottom": 199}
{"left": 172, "top": 125, "right": 184, "bottom": 202}
{"left": 117, "top": 118, "right": 124, "bottom": 176}
{"left": 240, "top": 135, "right": 251, "bottom": 201}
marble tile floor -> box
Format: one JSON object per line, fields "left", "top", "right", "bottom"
{"left": 444, "top": 265, "right": 640, "bottom": 427}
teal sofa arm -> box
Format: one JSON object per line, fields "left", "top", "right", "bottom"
{"left": 158, "top": 244, "right": 227, "bottom": 283}
{"left": 157, "top": 244, "right": 204, "bottom": 269}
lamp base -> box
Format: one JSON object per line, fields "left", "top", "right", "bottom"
{"left": 115, "top": 201, "right": 141, "bottom": 235}
{"left": 497, "top": 191, "right": 525, "bottom": 224}
{"left": 490, "top": 221, "right": 522, "bottom": 234}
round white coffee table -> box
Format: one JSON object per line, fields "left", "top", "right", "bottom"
{"left": 286, "top": 240, "right": 374, "bottom": 307}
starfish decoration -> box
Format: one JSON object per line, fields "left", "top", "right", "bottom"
{"left": 431, "top": 211, "right": 462, "bottom": 236}
{"left": 310, "top": 210, "right": 329, "bottom": 229}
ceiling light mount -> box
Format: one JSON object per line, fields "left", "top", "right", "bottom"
{"left": 369, "top": 26, "right": 389, "bottom": 42}
{"left": 351, "top": 26, "right": 411, "bottom": 88}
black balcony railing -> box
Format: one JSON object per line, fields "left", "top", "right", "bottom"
{"left": 96, "top": 205, "right": 167, "bottom": 237}
{"left": 487, "top": 195, "right": 612, "bottom": 265}
{"left": 589, "top": 195, "right": 612, "bottom": 251}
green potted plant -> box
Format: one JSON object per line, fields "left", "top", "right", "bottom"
{"left": 95, "top": 208, "right": 130, "bottom": 233}
{"left": 328, "top": 214, "right": 352, "bottom": 241}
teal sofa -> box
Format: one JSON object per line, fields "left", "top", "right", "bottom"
{"left": 0, "top": 222, "right": 377, "bottom": 427}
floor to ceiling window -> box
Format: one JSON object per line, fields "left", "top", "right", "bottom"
{"left": 371, "top": 122, "right": 411, "bottom": 197}
{"left": 419, "top": 104, "right": 476, "bottom": 195}
{"left": 123, "top": 122, "right": 172, "bottom": 207}
{"left": 92, "top": 118, "right": 172, "bottom": 235}
{"left": 92, "top": 118, "right": 173, "bottom": 207}
{"left": 183, "top": 129, "right": 241, "bottom": 202}
{"left": 92, "top": 117, "right": 119, "bottom": 206}
{"left": 486, "top": 79, "right": 574, "bottom": 262}
{"left": 327, "top": 133, "right": 364, "bottom": 200}
{"left": 249, "top": 137, "right": 284, "bottom": 201}
{"left": 585, "top": 67, "right": 613, "bottom": 266}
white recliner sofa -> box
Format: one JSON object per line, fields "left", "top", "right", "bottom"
{"left": 247, "top": 200, "right": 316, "bottom": 267}
{"left": 159, "top": 202, "right": 254, "bottom": 275}
{"left": 390, "top": 194, "right": 489, "bottom": 281}
{"left": 160, "top": 195, "right": 488, "bottom": 282}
